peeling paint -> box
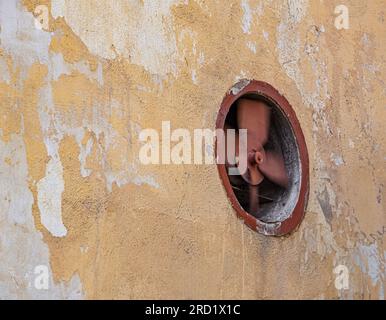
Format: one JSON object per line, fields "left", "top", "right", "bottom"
{"left": 1, "top": 0, "right": 385, "bottom": 300}
{"left": 0, "top": 133, "right": 82, "bottom": 298}
{"left": 52, "top": 0, "right": 183, "bottom": 77}
{"left": 0, "top": 1, "right": 51, "bottom": 70}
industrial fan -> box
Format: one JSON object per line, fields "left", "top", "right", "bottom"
{"left": 225, "top": 98, "right": 289, "bottom": 217}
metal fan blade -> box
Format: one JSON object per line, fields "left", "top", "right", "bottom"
{"left": 249, "top": 185, "right": 259, "bottom": 217}
{"left": 248, "top": 163, "right": 264, "bottom": 186}
{"left": 258, "top": 150, "right": 289, "bottom": 188}
{"left": 236, "top": 98, "right": 271, "bottom": 147}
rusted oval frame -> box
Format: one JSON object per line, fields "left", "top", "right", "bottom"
{"left": 216, "top": 80, "right": 309, "bottom": 236}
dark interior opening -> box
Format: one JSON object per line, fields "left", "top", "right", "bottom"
{"left": 224, "top": 93, "right": 301, "bottom": 223}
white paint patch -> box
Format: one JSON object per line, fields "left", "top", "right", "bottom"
{"left": 330, "top": 153, "right": 345, "bottom": 166}
{"left": 105, "top": 169, "right": 160, "bottom": 192}
{"left": 0, "top": 0, "right": 51, "bottom": 71}
{"left": 132, "top": 176, "right": 160, "bottom": 189}
{"left": 191, "top": 69, "right": 198, "bottom": 84}
{"left": 50, "top": 52, "right": 71, "bottom": 80}
{"left": 246, "top": 41, "right": 257, "bottom": 53}
{"left": 36, "top": 84, "right": 68, "bottom": 238}
{"left": 37, "top": 157, "right": 67, "bottom": 237}
{"left": 80, "top": 245, "right": 89, "bottom": 254}
{"left": 241, "top": 0, "right": 253, "bottom": 34}
{"left": 51, "top": 0, "right": 65, "bottom": 18}
{"left": 235, "top": 71, "right": 248, "bottom": 83}
{"left": 77, "top": 133, "right": 93, "bottom": 177}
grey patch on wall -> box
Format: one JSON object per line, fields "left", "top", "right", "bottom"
{"left": 317, "top": 186, "right": 333, "bottom": 224}
{"left": 229, "top": 79, "right": 251, "bottom": 95}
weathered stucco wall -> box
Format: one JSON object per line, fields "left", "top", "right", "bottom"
{"left": 0, "top": 0, "right": 384, "bottom": 299}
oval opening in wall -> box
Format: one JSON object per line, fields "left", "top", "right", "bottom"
{"left": 216, "top": 80, "right": 309, "bottom": 236}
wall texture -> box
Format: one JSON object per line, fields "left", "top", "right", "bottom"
{"left": 0, "top": 0, "right": 385, "bottom": 299}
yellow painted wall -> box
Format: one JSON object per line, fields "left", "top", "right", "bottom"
{"left": 0, "top": 0, "right": 384, "bottom": 299}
